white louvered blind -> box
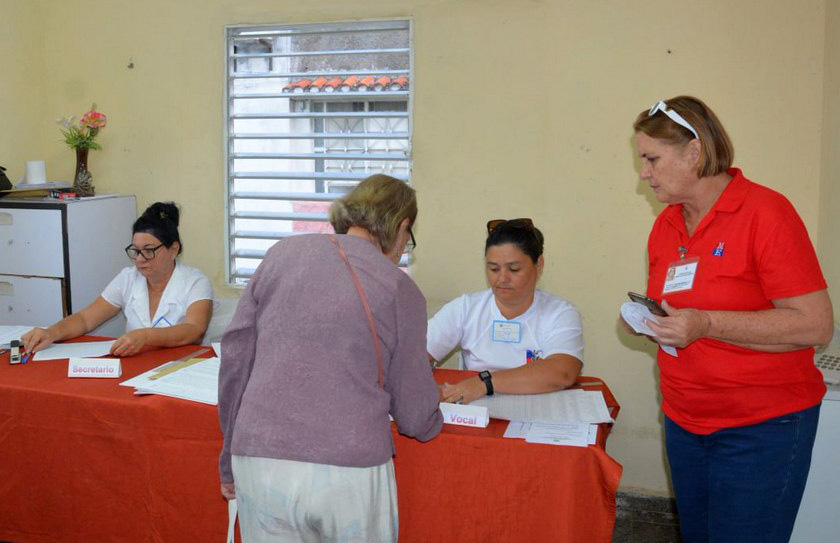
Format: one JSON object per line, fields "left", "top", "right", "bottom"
{"left": 225, "top": 21, "right": 412, "bottom": 285}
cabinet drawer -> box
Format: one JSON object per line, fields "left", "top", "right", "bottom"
{"left": 0, "top": 208, "right": 65, "bottom": 277}
{"left": 0, "top": 275, "right": 65, "bottom": 327}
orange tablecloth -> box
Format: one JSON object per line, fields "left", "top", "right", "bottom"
{"left": 396, "top": 369, "right": 622, "bottom": 543}
{"left": 0, "top": 341, "right": 621, "bottom": 543}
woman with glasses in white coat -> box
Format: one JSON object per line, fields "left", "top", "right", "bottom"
{"left": 22, "top": 202, "right": 213, "bottom": 357}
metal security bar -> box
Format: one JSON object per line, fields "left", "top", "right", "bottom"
{"left": 225, "top": 20, "right": 412, "bottom": 284}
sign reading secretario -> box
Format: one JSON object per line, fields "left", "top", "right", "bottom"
{"left": 68, "top": 358, "right": 122, "bottom": 378}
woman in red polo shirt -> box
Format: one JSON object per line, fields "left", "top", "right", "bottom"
{"left": 624, "top": 95, "right": 833, "bottom": 543}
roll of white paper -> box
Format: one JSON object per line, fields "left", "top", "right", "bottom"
{"left": 19, "top": 160, "right": 46, "bottom": 185}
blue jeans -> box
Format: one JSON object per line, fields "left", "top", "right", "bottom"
{"left": 665, "top": 404, "right": 820, "bottom": 543}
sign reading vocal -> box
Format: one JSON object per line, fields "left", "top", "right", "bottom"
{"left": 68, "top": 357, "right": 122, "bottom": 378}
{"left": 439, "top": 402, "right": 489, "bottom": 428}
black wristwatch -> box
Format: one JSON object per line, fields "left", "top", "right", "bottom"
{"left": 478, "top": 370, "right": 494, "bottom": 396}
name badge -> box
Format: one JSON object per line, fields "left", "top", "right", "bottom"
{"left": 439, "top": 402, "right": 489, "bottom": 428}
{"left": 662, "top": 256, "right": 699, "bottom": 294}
{"left": 492, "top": 320, "right": 521, "bottom": 343}
{"left": 68, "top": 357, "right": 122, "bottom": 378}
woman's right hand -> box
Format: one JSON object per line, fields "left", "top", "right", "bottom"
{"left": 21, "top": 327, "right": 56, "bottom": 354}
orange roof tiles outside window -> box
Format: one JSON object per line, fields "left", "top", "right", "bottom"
{"left": 374, "top": 76, "right": 392, "bottom": 90}
{"left": 284, "top": 75, "right": 409, "bottom": 93}
{"left": 339, "top": 76, "right": 360, "bottom": 91}
{"left": 309, "top": 77, "right": 328, "bottom": 91}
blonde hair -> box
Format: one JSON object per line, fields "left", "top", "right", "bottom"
{"left": 634, "top": 95, "right": 734, "bottom": 178}
{"left": 329, "top": 174, "right": 417, "bottom": 253}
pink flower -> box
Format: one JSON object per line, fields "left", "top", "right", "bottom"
{"left": 81, "top": 110, "right": 107, "bottom": 130}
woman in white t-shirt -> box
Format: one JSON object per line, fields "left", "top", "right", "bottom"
{"left": 22, "top": 202, "right": 213, "bottom": 357}
{"left": 427, "top": 218, "right": 583, "bottom": 404}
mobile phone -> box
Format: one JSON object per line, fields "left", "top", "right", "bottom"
{"left": 627, "top": 292, "right": 667, "bottom": 317}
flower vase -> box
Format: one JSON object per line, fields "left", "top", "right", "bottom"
{"left": 73, "top": 147, "right": 95, "bottom": 197}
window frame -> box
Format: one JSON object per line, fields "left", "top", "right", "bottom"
{"left": 223, "top": 20, "right": 414, "bottom": 286}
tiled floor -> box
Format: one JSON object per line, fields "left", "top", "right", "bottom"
{"left": 612, "top": 491, "right": 682, "bottom": 542}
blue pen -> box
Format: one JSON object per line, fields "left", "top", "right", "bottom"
{"left": 20, "top": 351, "right": 32, "bottom": 364}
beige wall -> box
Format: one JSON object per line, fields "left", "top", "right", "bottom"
{"left": 0, "top": 0, "right": 47, "bottom": 177}
{"left": 6, "top": 0, "right": 835, "bottom": 494}
{"left": 821, "top": 0, "right": 840, "bottom": 327}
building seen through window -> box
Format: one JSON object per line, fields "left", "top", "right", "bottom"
{"left": 227, "top": 21, "right": 411, "bottom": 284}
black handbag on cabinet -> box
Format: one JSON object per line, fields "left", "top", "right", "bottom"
{"left": 0, "top": 165, "right": 11, "bottom": 190}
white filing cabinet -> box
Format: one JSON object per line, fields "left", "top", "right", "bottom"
{"left": 790, "top": 383, "right": 840, "bottom": 542}
{"left": 0, "top": 195, "right": 136, "bottom": 338}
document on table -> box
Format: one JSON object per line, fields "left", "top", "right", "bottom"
{"left": 504, "top": 421, "right": 598, "bottom": 446}
{"left": 472, "top": 389, "right": 613, "bottom": 424}
{"left": 525, "top": 422, "right": 591, "bottom": 447}
{"left": 132, "top": 357, "right": 221, "bottom": 405}
{"left": 0, "top": 325, "right": 35, "bottom": 348}
{"left": 33, "top": 340, "right": 116, "bottom": 361}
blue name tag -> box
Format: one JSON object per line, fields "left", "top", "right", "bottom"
{"left": 492, "top": 320, "right": 522, "bottom": 343}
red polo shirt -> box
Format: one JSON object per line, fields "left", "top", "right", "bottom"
{"left": 646, "top": 168, "right": 826, "bottom": 434}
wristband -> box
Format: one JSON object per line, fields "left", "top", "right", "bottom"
{"left": 478, "top": 370, "right": 494, "bottom": 396}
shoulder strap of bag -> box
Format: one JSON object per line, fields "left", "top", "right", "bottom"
{"left": 328, "top": 234, "right": 384, "bottom": 389}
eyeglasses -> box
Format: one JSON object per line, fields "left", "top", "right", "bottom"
{"left": 125, "top": 243, "right": 165, "bottom": 260}
{"left": 648, "top": 101, "right": 699, "bottom": 139}
{"left": 405, "top": 226, "right": 416, "bottom": 253}
{"left": 486, "top": 218, "right": 534, "bottom": 234}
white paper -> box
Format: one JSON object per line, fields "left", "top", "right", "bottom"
{"left": 120, "top": 359, "right": 184, "bottom": 389}
{"left": 588, "top": 424, "right": 598, "bottom": 445}
{"left": 525, "top": 421, "right": 591, "bottom": 447}
{"left": 0, "top": 325, "right": 35, "bottom": 348}
{"left": 503, "top": 421, "right": 532, "bottom": 439}
{"left": 33, "top": 340, "right": 116, "bottom": 361}
{"left": 620, "top": 301, "right": 678, "bottom": 357}
{"left": 134, "top": 357, "right": 221, "bottom": 405}
{"left": 227, "top": 498, "right": 237, "bottom": 543}
{"left": 212, "top": 342, "right": 222, "bottom": 357}
{"left": 506, "top": 420, "right": 599, "bottom": 445}
{"left": 471, "top": 389, "right": 613, "bottom": 424}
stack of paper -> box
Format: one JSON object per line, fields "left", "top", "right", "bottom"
{"left": 472, "top": 388, "right": 613, "bottom": 424}
{"left": 473, "top": 388, "right": 613, "bottom": 448}
{"left": 120, "top": 356, "right": 220, "bottom": 405}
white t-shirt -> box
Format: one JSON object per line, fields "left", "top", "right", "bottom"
{"left": 101, "top": 262, "right": 214, "bottom": 333}
{"left": 427, "top": 289, "right": 584, "bottom": 372}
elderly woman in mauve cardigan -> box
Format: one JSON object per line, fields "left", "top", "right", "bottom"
{"left": 218, "top": 174, "right": 442, "bottom": 543}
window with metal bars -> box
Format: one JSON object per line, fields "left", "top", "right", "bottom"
{"left": 226, "top": 21, "right": 412, "bottom": 285}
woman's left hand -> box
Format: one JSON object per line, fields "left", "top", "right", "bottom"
{"left": 646, "top": 300, "right": 711, "bottom": 348}
{"left": 110, "top": 329, "right": 150, "bottom": 357}
{"left": 220, "top": 482, "right": 236, "bottom": 501}
{"left": 440, "top": 377, "right": 486, "bottom": 405}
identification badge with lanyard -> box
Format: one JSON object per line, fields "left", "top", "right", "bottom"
{"left": 662, "top": 246, "right": 699, "bottom": 295}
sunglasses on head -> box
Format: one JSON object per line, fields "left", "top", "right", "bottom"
{"left": 648, "top": 101, "right": 699, "bottom": 139}
{"left": 486, "top": 218, "right": 534, "bottom": 234}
